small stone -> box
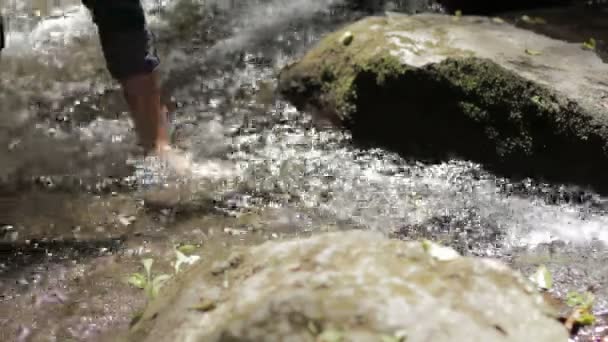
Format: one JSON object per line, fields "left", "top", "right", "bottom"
{"left": 192, "top": 299, "right": 216, "bottom": 312}
{"left": 339, "top": 31, "right": 354, "bottom": 46}
{"left": 118, "top": 215, "right": 136, "bottom": 227}
{"left": 7, "top": 139, "right": 20, "bottom": 151}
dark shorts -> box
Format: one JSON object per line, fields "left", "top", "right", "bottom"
{"left": 82, "top": 0, "right": 160, "bottom": 80}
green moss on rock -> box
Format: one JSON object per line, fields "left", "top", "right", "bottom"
{"left": 279, "top": 16, "right": 412, "bottom": 120}
{"left": 278, "top": 13, "right": 608, "bottom": 191}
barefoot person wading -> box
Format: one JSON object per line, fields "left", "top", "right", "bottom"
{"left": 1, "top": 0, "right": 176, "bottom": 161}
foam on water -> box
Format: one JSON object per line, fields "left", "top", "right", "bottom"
{"left": 229, "top": 102, "right": 608, "bottom": 252}
{"left": 206, "top": 0, "right": 345, "bottom": 57}
{"left": 2, "top": 5, "right": 91, "bottom": 54}
{"left": 1, "top": 0, "right": 173, "bottom": 54}
{"left": 512, "top": 203, "right": 608, "bottom": 246}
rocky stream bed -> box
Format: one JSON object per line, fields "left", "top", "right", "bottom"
{"left": 1, "top": 0, "right": 608, "bottom": 341}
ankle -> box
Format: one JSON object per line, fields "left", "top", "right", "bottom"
{"left": 141, "top": 140, "right": 170, "bottom": 156}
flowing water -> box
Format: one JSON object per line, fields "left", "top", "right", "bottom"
{"left": 1, "top": 0, "right": 608, "bottom": 341}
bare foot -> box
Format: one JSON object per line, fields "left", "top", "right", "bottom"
{"left": 156, "top": 145, "right": 193, "bottom": 177}
{"left": 129, "top": 144, "right": 192, "bottom": 189}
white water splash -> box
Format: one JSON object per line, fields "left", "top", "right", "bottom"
{"left": 1, "top": 4, "right": 92, "bottom": 54}
{"left": 1, "top": 0, "right": 172, "bottom": 54}
{"left": 233, "top": 111, "right": 608, "bottom": 250}
{"left": 206, "top": 0, "right": 345, "bottom": 57}
{"left": 509, "top": 202, "right": 608, "bottom": 247}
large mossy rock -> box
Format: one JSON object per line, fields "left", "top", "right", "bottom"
{"left": 123, "top": 231, "right": 566, "bottom": 341}
{"left": 278, "top": 13, "right": 608, "bottom": 191}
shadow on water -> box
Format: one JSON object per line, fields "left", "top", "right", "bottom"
{"left": 0, "top": 237, "right": 124, "bottom": 274}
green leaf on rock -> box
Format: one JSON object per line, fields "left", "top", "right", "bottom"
{"left": 174, "top": 249, "right": 201, "bottom": 274}
{"left": 421, "top": 240, "right": 460, "bottom": 261}
{"left": 566, "top": 291, "right": 594, "bottom": 309}
{"left": 582, "top": 38, "right": 597, "bottom": 51}
{"left": 127, "top": 273, "right": 147, "bottom": 289}
{"left": 177, "top": 244, "right": 198, "bottom": 255}
{"left": 318, "top": 329, "right": 344, "bottom": 342}
{"left": 192, "top": 299, "right": 217, "bottom": 312}
{"left": 452, "top": 10, "right": 462, "bottom": 21}
{"left": 577, "top": 311, "right": 596, "bottom": 325}
{"left": 525, "top": 49, "right": 542, "bottom": 56}
{"left": 340, "top": 31, "right": 354, "bottom": 46}
{"left": 529, "top": 264, "right": 552, "bottom": 290}
{"left": 564, "top": 291, "right": 597, "bottom": 329}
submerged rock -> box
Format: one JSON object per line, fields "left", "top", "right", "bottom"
{"left": 121, "top": 231, "right": 566, "bottom": 341}
{"left": 278, "top": 13, "right": 608, "bottom": 191}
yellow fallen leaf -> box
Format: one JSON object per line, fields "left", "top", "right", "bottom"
{"left": 525, "top": 49, "right": 542, "bottom": 56}
{"left": 192, "top": 299, "right": 217, "bottom": 312}
{"left": 582, "top": 38, "right": 597, "bottom": 51}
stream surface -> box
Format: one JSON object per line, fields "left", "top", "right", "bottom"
{"left": 1, "top": 0, "right": 607, "bottom": 341}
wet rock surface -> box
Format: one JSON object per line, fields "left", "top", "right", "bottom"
{"left": 502, "top": 4, "right": 608, "bottom": 62}
{"left": 278, "top": 12, "right": 608, "bottom": 192}
{"left": 437, "top": 0, "right": 581, "bottom": 14}
{"left": 120, "top": 231, "right": 568, "bottom": 342}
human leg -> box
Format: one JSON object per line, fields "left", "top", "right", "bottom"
{"left": 84, "top": 0, "right": 170, "bottom": 154}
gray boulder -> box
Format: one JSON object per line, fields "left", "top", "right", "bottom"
{"left": 278, "top": 13, "right": 608, "bottom": 191}
{"left": 122, "top": 231, "right": 566, "bottom": 342}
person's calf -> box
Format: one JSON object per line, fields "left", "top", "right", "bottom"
{"left": 85, "top": 0, "right": 170, "bottom": 154}
{"left": 120, "top": 70, "right": 170, "bottom": 155}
